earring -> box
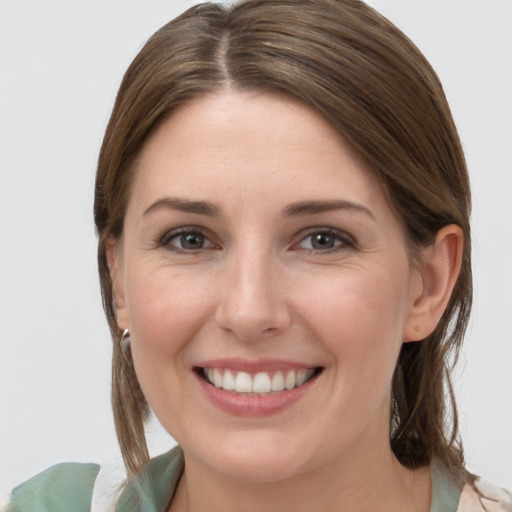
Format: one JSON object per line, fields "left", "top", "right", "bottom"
{"left": 121, "top": 328, "right": 130, "bottom": 346}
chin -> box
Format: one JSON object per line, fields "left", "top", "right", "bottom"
{"left": 185, "top": 430, "right": 314, "bottom": 484}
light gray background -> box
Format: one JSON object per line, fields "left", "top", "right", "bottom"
{"left": 1, "top": 0, "right": 511, "bottom": 495}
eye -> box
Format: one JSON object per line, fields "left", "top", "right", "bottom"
{"left": 295, "top": 229, "right": 354, "bottom": 252}
{"left": 160, "top": 228, "right": 215, "bottom": 252}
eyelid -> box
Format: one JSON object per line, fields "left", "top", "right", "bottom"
{"left": 292, "top": 227, "right": 356, "bottom": 251}
{"left": 154, "top": 225, "right": 355, "bottom": 253}
{"left": 158, "top": 226, "right": 217, "bottom": 251}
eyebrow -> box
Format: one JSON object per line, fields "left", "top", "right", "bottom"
{"left": 142, "top": 197, "right": 220, "bottom": 217}
{"left": 283, "top": 200, "right": 375, "bottom": 220}
{"left": 142, "top": 197, "right": 374, "bottom": 220}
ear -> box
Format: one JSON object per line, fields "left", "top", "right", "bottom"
{"left": 403, "top": 225, "right": 463, "bottom": 342}
{"left": 106, "top": 237, "right": 130, "bottom": 330}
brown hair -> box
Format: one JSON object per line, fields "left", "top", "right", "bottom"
{"left": 94, "top": 0, "right": 472, "bottom": 478}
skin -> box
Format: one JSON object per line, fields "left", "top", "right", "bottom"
{"left": 109, "top": 90, "right": 462, "bottom": 512}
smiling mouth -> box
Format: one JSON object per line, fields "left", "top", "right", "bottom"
{"left": 195, "top": 367, "right": 323, "bottom": 395}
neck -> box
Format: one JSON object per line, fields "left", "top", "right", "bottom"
{"left": 169, "top": 431, "right": 431, "bottom": 512}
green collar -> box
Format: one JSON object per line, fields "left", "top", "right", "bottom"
{"left": 117, "top": 446, "right": 184, "bottom": 512}
{"left": 430, "top": 459, "right": 462, "bottom": 512}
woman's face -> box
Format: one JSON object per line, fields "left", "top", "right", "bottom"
{"left": 111, "top": 90, "right": 424, "bottom": 482}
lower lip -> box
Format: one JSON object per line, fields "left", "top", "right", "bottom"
{"left": 195, "top": 371, "right": 319, "bottom": 417}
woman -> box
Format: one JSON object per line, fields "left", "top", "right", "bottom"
{"left": 4, "top": 0, "right": 511, "bottom": 511}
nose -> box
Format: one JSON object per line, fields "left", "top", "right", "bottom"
{"left": 214, "top": 251, "right": 292, "bottom": 342}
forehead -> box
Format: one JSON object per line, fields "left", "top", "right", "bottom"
{"left": 131, "top": 90, "right": 385, "bottom": 209}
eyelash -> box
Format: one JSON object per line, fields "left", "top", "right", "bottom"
{"left": 157, "top": 227, "right": 355, "bottom": 253}
{"left": 158, "top": 227, "right": 217, "bottom": 253}
{"left": 293, "top": 228, "right": 355, "bottom": 252}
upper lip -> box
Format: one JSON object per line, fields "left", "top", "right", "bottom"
{"left": 196, "top": 358, "right": 320, "bottom": 373}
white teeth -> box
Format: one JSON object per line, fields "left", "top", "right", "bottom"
{"left": 296, "top": 369, "right": 309, "bottom": 387}
{"left": 203, "top": 367, "right": 316, "bottom": 394}
{"left": 213, "top": 368, "right": 223, "bottom": 388}
{"left": 223, "top": 370, "right": 236, "bottom": 391}
{"left": 271, "top": 371, "right": 285, "bottom": 391}
{"left": 253, "top": 372, "right": 272, "bottom": 393}
{"left": 284, "top": 370, "right": 296, "bottom": 390}
{"left": 234, "top": 371, "right": 253, "bottom": 392}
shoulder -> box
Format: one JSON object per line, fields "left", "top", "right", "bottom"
{"left": 2, "top": 446, "right": 184, "bottom": 512}
{"left": 116, "top": 446, "right": 184, "bottom": 510}
{"left": 430, "top": 460, "right": 511, "bottom": 512}
{"left": 457, "top": 478, "right": 512, "bottom": 512}
{"left": 2, "top": 462, "right": 100, "bottom": 512}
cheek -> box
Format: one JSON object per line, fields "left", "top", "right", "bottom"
{"left": 126, "top": 265, "right": 213, "bottom": 344}
{"left": 124, "top": 266, "right": 216, "bottom": 391}
{"left": 124, "top": 266, "right": 218, "bottom": 423}
{"left": 297, "top": 265, "right": 410, "bottom": 368}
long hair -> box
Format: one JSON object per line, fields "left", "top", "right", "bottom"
{"left": 94, "top": 0, "right": 471, "bottom": 477}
